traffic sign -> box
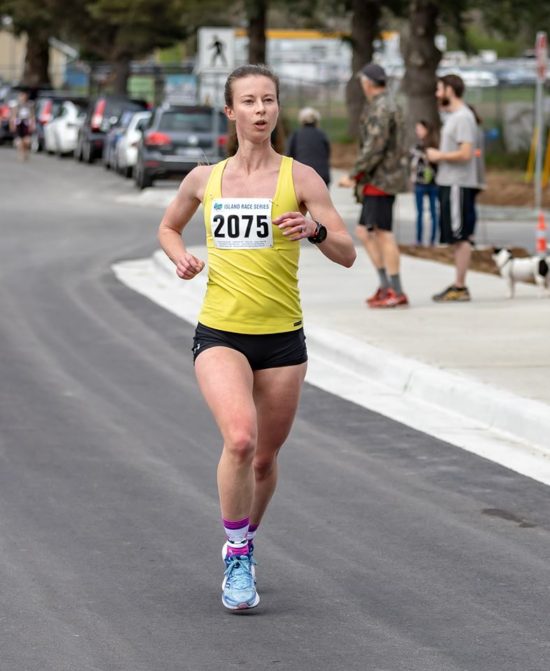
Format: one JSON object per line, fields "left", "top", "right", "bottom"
{"left": 535, "top": 31, "right": 547, "bottom": 82}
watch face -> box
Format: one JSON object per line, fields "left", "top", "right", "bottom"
{"left": 317, "top": 224, "right": 327, "bottom": 242}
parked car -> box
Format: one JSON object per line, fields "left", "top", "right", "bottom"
{"left": 35, "top": 93, "right": 88, "bottom": 153}
{"left": 43, "top": 99, "right": 87, "bottom": 156}
{"left": 0, "top": 86, "right": 21, "bottom": 144}
{"left": 102, "top": 109, "right": 138, "bottom": 170}
{"left": 437, "top": 66, "right": 498, "bottom": 88}
{"left": 134, "top": 104, "right": 228, "bottom": 189}
{"left": 75, "top": 95, "right": 149, "bottom": 164}
{"left": 115, "top": 110, "right": 151, "bottom": 178}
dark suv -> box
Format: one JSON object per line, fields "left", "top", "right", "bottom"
{"left": 75, "top": 95, "right": 149, "bottom": 163}
{"left": 134, "top": 104, "right": 228, "bottom": 189}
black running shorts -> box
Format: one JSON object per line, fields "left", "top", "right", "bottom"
{"left": 358, "top": 195, "right": 395, "bottom": 231}
{"left": 192, "top": 323, "right": 308, "bottom": 371}
{"left": 439, "top": 185, "right": 477, "bottom": 244}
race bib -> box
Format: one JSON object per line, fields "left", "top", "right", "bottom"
{"left": 211, "top": 198, "right": 273, "bottom": 249}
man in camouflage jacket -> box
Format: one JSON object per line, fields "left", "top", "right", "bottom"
{"left": 353, "top": 86, "right": 409, "bottom": 199}
{"left": 340, "top": 62, "right": 409, "bottom": 308}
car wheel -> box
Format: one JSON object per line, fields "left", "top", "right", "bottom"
{"left": 125, "top": 165, "right": 133, "bottom": 179}
{"left": 83, "top": 140, "right": 94, "bottom": 164}
{"left": 135, "top": 161, "right": 153, "bottom": 190}
{"left": 74, "top": 139, "right": 83, "bottom": 162}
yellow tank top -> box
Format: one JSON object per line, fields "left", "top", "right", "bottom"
{"left": 198, "top": 156, "right": 303, "bottom": 334}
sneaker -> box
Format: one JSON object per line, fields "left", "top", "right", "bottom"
{"left": 222, "top": 541, "right": 256, "bottom": 582}
{"left": 222, "top": 555, "right": 260, "bottom": 611}
{"left": 370, "top": 288, "right": 409, "bottom": 308}
{"left": 365, "top": 287, "right": 388, "bottom": 307}
{"left": 432, "top": 285, "right": 471, "bottom": 303}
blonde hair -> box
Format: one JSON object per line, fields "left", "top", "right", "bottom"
{"left": 298, "top": 107, "right": 320, "bottom": 125}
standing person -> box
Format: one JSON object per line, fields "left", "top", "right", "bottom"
{"left": 339, "top": 63, "right": 409, "bottom": 308}
{"left": 467, "top": 104, "right": 486, "bottom": 232}
{"left": 426, "top": 74, "right": 478, "bottom": 302}
{"left": 286, "top": 107, "right": 331, "bottom": 186}
{"left": 10, "top": 91, "right": 34, "bottom": 161}
{"left": 410, "top": 120, "right": 439, "bottom": 246}
{"left": 158, "top": 64, "right": 356, "bottom": 611}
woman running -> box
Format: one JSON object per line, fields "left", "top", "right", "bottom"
{"left": 158, "top": 64, "right": 356, "bottom": 611}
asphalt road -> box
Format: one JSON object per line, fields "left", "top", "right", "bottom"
{"left": 0, "top": 147, "right": 549, "bottom": 671}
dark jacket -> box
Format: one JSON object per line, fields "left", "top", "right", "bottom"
{"left": 287, "top": 125, "right": 331, "bottom": 185}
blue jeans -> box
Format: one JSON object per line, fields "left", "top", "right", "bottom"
{"left": 414, "top": 183, "right": 439, "bottom": 245}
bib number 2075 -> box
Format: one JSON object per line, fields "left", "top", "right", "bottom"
{"left": 213, "top": 213, "right": 269, "bottom": 239}
{"left": 210, "top": 198, "right": 273, "bottom": 249}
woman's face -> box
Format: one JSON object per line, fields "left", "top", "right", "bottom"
{"left": 415, "top": 123, "right": 428, "bottom": 140}
{"left": 225, "top": 75, "right": 279, "bottom": 141}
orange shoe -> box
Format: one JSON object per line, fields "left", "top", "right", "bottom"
{"left": 370, "top": 288, "right": 409, "bottom": 308}
{"left": 365, "top": 287, "right": 388, "bottom": 307}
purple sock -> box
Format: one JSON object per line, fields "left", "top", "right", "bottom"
{"left": 223, "top": 516, "right": 249, "bottom": 557}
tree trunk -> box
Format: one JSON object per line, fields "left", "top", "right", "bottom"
{"left": 402, "top": 0, "right": 441, "bottom": 141}
{"left": 112, "top": 57, "right": 131, "bottom": 96}
{"left": 21, "top": 31, "right": 51, "bottom": 88}
{"left": 345, "top": 0, "right": 381, "bottom": 137}
{"left": 246, "top": 0, "right": 268, "bottom": 64}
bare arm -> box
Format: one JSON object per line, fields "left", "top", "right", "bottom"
{"left": 273, "top": 162, "right": 356, "bottom": 268}
{"left": 157, "top": 166, "right": 211, "bottom": 280}
{"left": 426, "top": 142, "right": 473, "bottom": 163}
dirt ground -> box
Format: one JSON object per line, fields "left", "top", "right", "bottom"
{"left": 331, "top": 143, "right": 550, "bottom": 209}
{"left": 398, "top": 244, "right": 530, "bottom": 277}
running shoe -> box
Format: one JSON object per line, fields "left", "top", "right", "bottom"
{"left": 365, "top": 287, "right": 388, "bottom": 307}
{"left": 432, "top": 285, "right": 471, "bottom": 302}
{"left": 370, "top": 288, "right": 409, "bottom": 308}
{"left": 222, "top": 554, "right": 260, "bottom": 611}
{"left": 222, "top": 541, "right": 256, "bottom": 581}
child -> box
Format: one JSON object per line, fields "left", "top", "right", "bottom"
{"left": 410, "top": 120, "right": 439, "bottom": 246}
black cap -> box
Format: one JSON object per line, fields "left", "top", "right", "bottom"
{"left": 359, "top": 62, "right": 387, "bottom": 85}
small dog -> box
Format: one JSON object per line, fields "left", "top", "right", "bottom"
{"left": 492, "top": 247, "right": 550, "bottom": 298}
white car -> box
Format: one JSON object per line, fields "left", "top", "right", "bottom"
{"left": 44, "top": 100, "right": 86, "bottom": 156}
{"left": 115, "top": 110, "right": 151, "bottom": 177}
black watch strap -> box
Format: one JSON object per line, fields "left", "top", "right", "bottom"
{"left": 308, "top": 220, "right": 327, "bottom": 244}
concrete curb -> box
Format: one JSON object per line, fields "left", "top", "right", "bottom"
{"left": 149, "top": 249, "right": 550, "bottom": 456}
{"left": 306, "top": 326, "right": 550, "bottom": 454}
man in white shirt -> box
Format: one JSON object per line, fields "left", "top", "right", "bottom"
{"left": 427, "top": 74, "right": 478, "bottom": 302}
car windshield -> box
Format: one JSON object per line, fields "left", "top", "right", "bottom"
{"left": 158, "top": 111, "right": 216, "bottom": 133}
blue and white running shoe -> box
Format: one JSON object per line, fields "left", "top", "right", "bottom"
{"left": 221, "top": 554, "right": 260, "bottom": 611}
{"left": 222, "top": 541, "right": 257, "bottom": 581}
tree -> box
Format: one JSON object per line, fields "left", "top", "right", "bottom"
{"left": 345, "top": 0, "right": 382, "bottom": 137}
{"left": 0, "top": 0, "right": 64, "bottom": 86}
{"left": 245, "top": 0, "right": 268, "bottom": 64}
{"left": 75, "top": 0, "right": 193, "bottom": 94}
{"left": 401, "top": 1, "right": 441, "bottom": 135}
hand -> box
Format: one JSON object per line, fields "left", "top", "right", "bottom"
{"left": 426, "top": 148, "right": 441, "bottom": 163}
{"left": 175, "top": 252, "right": 205, "bottom": 280}
{"left": 273, "top": 211, "right": 314, "bottom": 241}
{"left": 338, "top": 175, "right": 355, "bottom": 188}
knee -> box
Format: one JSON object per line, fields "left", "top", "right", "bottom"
{"left": 224, "top": 428, "right": 256, "bottom": 464}
{"left": 253, "top": 453, "right": 279, "bottom": 481}
{"left": 355, "top": 224, "right": 367, "bottom": 241}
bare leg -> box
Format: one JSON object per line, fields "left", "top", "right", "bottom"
{"left": 249, "top": 362, "right": 307, "bottom": 525}
{"left": 375, "top": 229, "right": 400, "bottom": 276}
{"left": 355, "top": 225, "right": 383, "bottom": 269}
{"left": 454, "top": 241, "right": 472, "bottom": 287}
{"left": 195, "top": 347, "right": 257, "bottom": 520}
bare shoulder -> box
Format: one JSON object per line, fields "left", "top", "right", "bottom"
{"left": 291, "top": 159, "right": 329, "bottom": 203}
{"left": 178, "top": 163, "right": 216, "bottom": 202}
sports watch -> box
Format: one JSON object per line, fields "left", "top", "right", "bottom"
{"left": 308, "top": 220, "right": 327, "bottom": 244}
